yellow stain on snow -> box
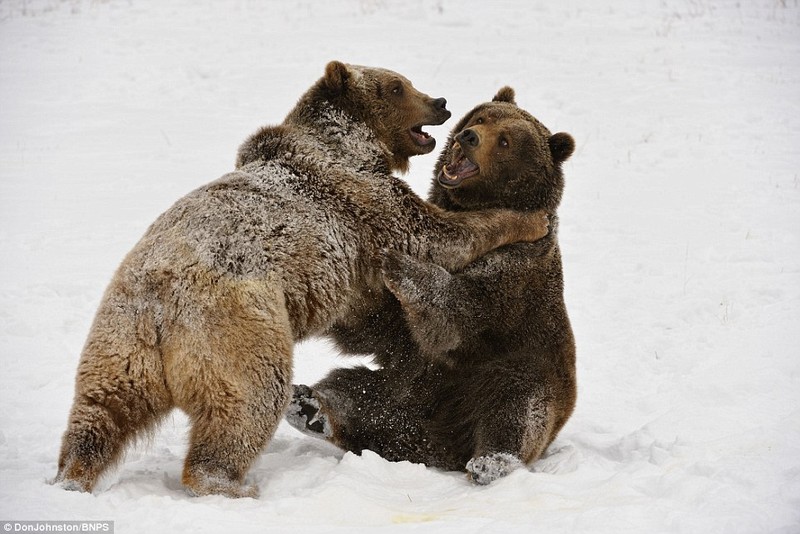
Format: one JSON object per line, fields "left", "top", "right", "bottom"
{"left": 391, "top": 514, "right": 439, "bottom": 524}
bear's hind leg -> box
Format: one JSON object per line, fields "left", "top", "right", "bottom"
{"left": 466, "top": 386, "right": 557, "bottom": 485}
{"left": 439, "top": 365, "right": 557, "bottom": 485}
{"left": 285, "top": 368, "right": 377, "bottom": 452}
{"left": 181, "top": 375, "right": 289, "bottom": 500}
{"left": 466, "top": 452, "right": 524, "bottom": 485}
{"left": 55, "top": 301, "right": 171, "bottom": 493}
{"left": 169, "top": 280, "right": 293, "bottom": 498}
{"left": 288, "top": 366, "right": 444, "bottom": 467}
{"left": 286, "top": 384, "right": 334, "bottom": 439}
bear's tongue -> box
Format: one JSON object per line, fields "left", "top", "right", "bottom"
{"left": 439, "top": 153, "right": 479, "bottom": 187}
{"left": 410, "top": 126, "right": 434, "bottom": 146}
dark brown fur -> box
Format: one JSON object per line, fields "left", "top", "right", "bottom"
{"left": 288, "top": 88, "right": 577, "bottom": 484}
{"left": 53, "top": 64, "right": 551, "bottom": 498}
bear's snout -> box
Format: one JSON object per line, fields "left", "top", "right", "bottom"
{"left": 430, "top": 97, "right": 451, "bottom": 123}
{"left": 457, "top": 129, "right": 479, "bottom": 148}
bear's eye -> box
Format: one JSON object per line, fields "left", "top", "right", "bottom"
{"left": 499, "top": 136, "right": 509, "bottom": 148}
{"left": 390, "top": 83, "right": 403, "bottom": 96}
{"left": 474, "top": 117, "right": 484, "bottom": 124}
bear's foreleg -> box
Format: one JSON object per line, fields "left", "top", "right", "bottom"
{"left": 382, "top": 251, "right": 484, "bottom": 361}
{"left": 423, "top": 209, "right": 549, "bottom": 272}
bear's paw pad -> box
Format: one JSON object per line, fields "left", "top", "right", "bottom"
{"left": 285, "top": 385, "right": 332, "bottom": 438}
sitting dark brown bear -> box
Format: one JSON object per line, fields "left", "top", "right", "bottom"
{"left": 286, "top": 87, "right": 577, "bottom": 484}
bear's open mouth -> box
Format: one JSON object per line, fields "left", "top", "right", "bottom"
{"left": 438, "top": 147, "right": 479, "bottom": 188}
{"left": 409, "top": 125, "right": 435, "bottom": 147}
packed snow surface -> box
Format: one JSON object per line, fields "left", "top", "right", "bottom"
{"left": 1, "top": 1, "right": 799, "bottom": 532}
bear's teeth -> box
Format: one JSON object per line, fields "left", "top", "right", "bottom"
{"left": 411, "top": 126, "right": 430, "bottom": 138}
{"left": 410, "top": 126, "right": 434, "bottom": 146}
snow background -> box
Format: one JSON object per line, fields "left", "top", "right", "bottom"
{"left": 1, "top": 0, "right": 799, "bottom": 532}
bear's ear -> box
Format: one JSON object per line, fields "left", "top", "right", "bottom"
{"left": 323, "top": 60, "right": 351, "bottom": 94}
{"left": 492, "top": 86, "right": 516, "bottom": 104}
{"left": 548, "top": 132, "right": 575, "bottom": 165}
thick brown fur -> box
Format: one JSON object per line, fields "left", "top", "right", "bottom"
{"left": 53, "top": 64, "right": 551, "bottom": 498}
{"left": 288, "top": 88, "right": 577, "bottom": 484}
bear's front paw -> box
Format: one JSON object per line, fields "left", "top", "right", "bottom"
{"left": 466, "top": 452, "right": 524, "bottom": 485}
{"left": 381, "top": 250, "right": 422, "bottom": 304}
{"left": 523, "top": 210, "right": 550, "bottom": 242}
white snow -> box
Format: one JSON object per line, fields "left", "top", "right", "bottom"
{"left": 1, "top": 1, "right": 799, "bottom": 532}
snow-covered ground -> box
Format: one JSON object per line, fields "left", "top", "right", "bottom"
{"left": 1, "top": 1, "right": 799, "bottom": 532}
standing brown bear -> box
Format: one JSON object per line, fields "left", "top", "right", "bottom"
{"left": 288, "top": 87, "right": 577, "bottom": 484}
{"left": 53, "top": 63, "right": 551, "bottom": 498}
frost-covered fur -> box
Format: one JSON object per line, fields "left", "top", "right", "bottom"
{"left": 53, "top": 64, "right": 552, "bottom": 498}
{"left": 288, "top": 88, "right": 577, "bottom": 484}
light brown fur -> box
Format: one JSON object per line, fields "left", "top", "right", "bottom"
{"left": 54, "top": 63, "right": 550, "bottom": 497}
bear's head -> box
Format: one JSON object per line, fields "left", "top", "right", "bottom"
{"left": 429, "top": 87, "right": 574, "bottom": 213}
{"left": 292, "top": 61, "right": 451, "bottom": 173}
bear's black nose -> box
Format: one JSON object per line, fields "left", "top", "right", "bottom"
{"left": 433, "top": 97, "right": 448, "bottom": 110}
{"left": 457, "top": 128, "right": 479, "bottom": 147}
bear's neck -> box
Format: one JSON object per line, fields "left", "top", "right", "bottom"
{"left": 287, "top": 100, "right": 392, "bottom": 178}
